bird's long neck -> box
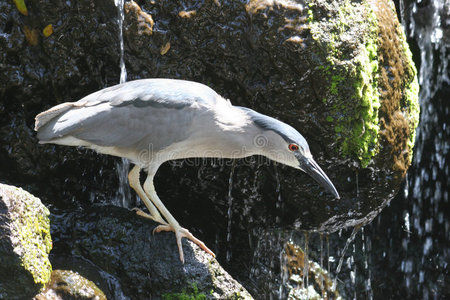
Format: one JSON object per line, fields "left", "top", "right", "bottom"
{"left": 210, "top": 105, "right": 271, "bottom": 158}
{"left": 212, "top": 102, "right": 251, "bottom": 131}
{"left": 180, "top": 104, "right": 260, "bottom": 159}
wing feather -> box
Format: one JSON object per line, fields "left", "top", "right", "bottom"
{"left": 35, "top": 79, "right": 221, "bottom": 151}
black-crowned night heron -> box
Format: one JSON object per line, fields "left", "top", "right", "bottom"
{"left": 35, "top": 78, "right": 339, "bottom": 263}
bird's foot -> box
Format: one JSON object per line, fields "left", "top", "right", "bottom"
{"left": 154, "top": 224, "right": 215, "bottom": 263}
{"left": 132, "top": 207, "right": 167, "bottom": 225}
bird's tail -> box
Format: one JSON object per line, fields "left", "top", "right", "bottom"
{"left": 34, "top": 102, "right": 75, "bottom": 131}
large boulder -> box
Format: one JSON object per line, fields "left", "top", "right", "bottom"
{"left": 50, "top": 205, "right": 252, "bottom": 299}
{"left": 0, "top": 183, "right": 52, "bottom": 299}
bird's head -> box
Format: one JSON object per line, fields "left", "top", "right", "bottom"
{"left": 241, "top": 107, "right": 340, "bottom": 199}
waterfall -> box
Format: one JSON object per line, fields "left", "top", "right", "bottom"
{"left": 405, "top": 0, "right": 448, "bottom": 164}
{"left": 116, "top": 0, "right": 127, "bottom": 85}
{"left": 400, "top": 0, "right": 449, "bottom": 297}
{"left": 226, "top": 161, "right": 236, "bottom": 263}
{"left": 113, "top": 0, "right": 133, "bottom": 208}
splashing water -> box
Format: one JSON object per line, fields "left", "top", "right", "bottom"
{"left": 115, "top": 158, "right": 132, "bottom": 207}
{"left": 326, "top": 233, "right": 331, "bottom": 274}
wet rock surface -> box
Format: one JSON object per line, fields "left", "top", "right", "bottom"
{"left": 50, "top": 205, "right": 252, "bottom": 299}
{"left": 0, "top": 183, "right": 52, "bottom": 299}
{"left": 35, "top": 269, "right": 106, "bottom": 300}
{"left": 0, "top": 0, "right": 419, "bottom": 298}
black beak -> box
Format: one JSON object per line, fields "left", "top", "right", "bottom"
{"left": 298, "top": 156, "right": 340, "bottom": 199}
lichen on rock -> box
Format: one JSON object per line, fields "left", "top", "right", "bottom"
{"left": 0, "top": 183, "right": 52, "bottom": 299}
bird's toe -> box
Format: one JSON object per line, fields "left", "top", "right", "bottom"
{"left": 133, "top": 207, "right": 167, "bottom": 225}
{"left": 177, "top": 227, "right": 216, "bottom": 259}
{"left": 153, "top": 224, "right": 172, "bottom": 234}
{"left": 153, "top": 224, "right": 215, "bottom": 262}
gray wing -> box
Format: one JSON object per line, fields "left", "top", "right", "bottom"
{"left": 35, "top": 79, "right": 223, "bottom": 151}
{"left": 76, "top": 78, "right": 221, "bottom": 108}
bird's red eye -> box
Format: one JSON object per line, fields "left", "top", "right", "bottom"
{"left": 288, "top": 144, "right": 299, "bottom": 151}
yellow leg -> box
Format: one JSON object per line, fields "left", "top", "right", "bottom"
{"left": 128, "top": 165, "right": 166, "bottom": 225}
{"left": 143, "top": 174, "right": 215, "bottom": 263}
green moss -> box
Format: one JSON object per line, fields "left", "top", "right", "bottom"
{"left": 404, "top": 75, "right": 420, "bottom": 162}
{"left": 162, "top": 283, "right": 207, "bottom": 300}
{"left": 334, "top": 125, "right": 343, "bottom": 133}
{"left": 15, "top": 190, "right": 53, "bottom": 286}
{"left": 330, "top": 75, "right": 345, "bottom": 95}
{"left": 307, "top": 4, "right": 314, "bottom": 23}
{"left": 342, "top": 16, "right": 380, "bottom": 168}
{"left": 308, "top": 0, "right": 380, "bottom": 167}
{"left": 0, "top": 184, "right": 53, "bottom": 292}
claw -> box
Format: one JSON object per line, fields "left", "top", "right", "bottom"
{"left": 154, "top": 224, "right": 216, "bottom": 263}
{"left": 132, "top": 207, "right": 167, "bottom": 225}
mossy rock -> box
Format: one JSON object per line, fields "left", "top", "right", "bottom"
{"left": 306, "top": 0, "right": 419, "bottom": 170}
{"left": 35, "top": 269, "right": 106, "bottom": 300}
{"left": 0, "top": 183, "right": 52, "bottom": 299}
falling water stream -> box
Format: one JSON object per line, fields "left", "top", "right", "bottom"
{"left": 332, "top": 226, "right": 361, "bottom": 292}
{"left": 226, "top": 161, "right": 236, "bottom": 262}
{"left": 274, "top": 164, "right": 283, "bottom": 224}
{"left": 116, "top": 0, "right": 127, "bottom": 85}
{"left": 303, "top": 232, "right": 309, "bottom": 293}
{"left": 113, "top": 0, "right": 133, "bottom": 208}
{"left": 361, "top": 227, "right": 373, "bottom": 300}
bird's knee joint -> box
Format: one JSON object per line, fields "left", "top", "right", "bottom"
{"left": 143, "top": 179, "right": 155, "bottom": 192}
